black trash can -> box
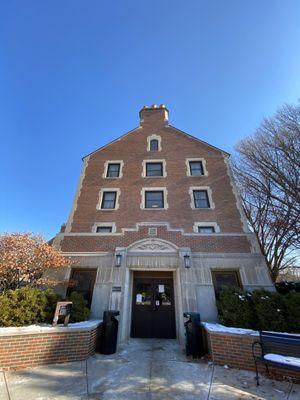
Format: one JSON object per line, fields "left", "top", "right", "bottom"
{"left": 100, "top": 310, "right": 120, "bottom": 355}
{"left": 183, "top": 312, "right": 206, "bottom": 358}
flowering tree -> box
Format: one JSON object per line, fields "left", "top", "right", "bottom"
{"left": 0, "top": 233, "right": 72, "bottom": 292}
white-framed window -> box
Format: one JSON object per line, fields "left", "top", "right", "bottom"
{"left": 185, "top": 158, "right": 208, "bottom": 177}
{"left": 92, "top": 222, "right": 117, "bottom": 234}
{"left": 102, "top": 160, "right": 124, "bottom": 179}
{"left": 96, "top": 188, "right": 121, "bottom": 210}
{"left": 142, "top": 159, "right": 167, "bottom": 178}
{"left": 189, "top": 186, "right": 215, "bottom": 209}
{"left": 147, "top": 134, "right": 162, "bottom": 152}
{"left": 140, "top": 187, "right": 169, "bottom": 210}
{"left": 193, "top": 222, "right": 220, "bottom": 233}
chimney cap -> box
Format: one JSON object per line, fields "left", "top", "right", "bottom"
{"left": 139, "top": 104, "right": 169, "bottom": 125}
{"left": 139, "top": 104, "right": 169, "bottom": 113}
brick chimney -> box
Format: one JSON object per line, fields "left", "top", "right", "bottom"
{"left": 139, "top": 104, "right": 169, "bottom": 127}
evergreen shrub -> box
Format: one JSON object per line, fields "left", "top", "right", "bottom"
{"left": 217, "top": 287, "right": 300, "bottom": 333}
{"left": 0, "top": 287, "right": 90, "bottom": 327}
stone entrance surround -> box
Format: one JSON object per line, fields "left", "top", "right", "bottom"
{"left": 56, "top": 235, "right": 274, "bottom": 346}
{"left": 1, "top": 339, "right": 299, "bottom": 400}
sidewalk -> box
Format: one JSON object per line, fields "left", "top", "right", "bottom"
{"left": 1, "top": 339, "right": 299, "bottom": 399}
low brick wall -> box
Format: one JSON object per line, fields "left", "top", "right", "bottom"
{"left": 204, "top": 324, "right": 300, "bottom": 384}
{"left": 0, "top": 320, "right": 102, "bottom": 371}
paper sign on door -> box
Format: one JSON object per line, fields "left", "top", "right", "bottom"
{"left": 158, "top": 285, "right": 164, "bottom": 293}
{"left": 155, "top": 300, "right": 160, "bottom": 306}
{"left": 136, "top": 294, "right": 143, "bottom": 303}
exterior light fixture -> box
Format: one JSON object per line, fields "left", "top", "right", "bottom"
{"left": 184, "top": 254, "right": 191, "bottom": 268}
{"left": 115, "top": 253, "right": 122, "bottom": 267}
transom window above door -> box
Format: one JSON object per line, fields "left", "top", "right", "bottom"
{"left": 106, "top": 163, "right": 120, "bottom": 178}
{"left": 189, "top": 161, "right": 204, "bottom": 176}
{"left": 145, "top": 191, "right": 164, "bottom": 208}
{"left": 146, "top": 162, "right": 163, "bottom": 177}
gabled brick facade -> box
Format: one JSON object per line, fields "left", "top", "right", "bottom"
{"left": 52, "top": 105, "right": 273, "bottom": 343}
{"left": 57, "top": 105, "right": 251, "bottom": 253}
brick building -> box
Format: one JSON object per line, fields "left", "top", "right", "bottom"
{"left": 52, "top": 105, "right": 273, "bottom": 343}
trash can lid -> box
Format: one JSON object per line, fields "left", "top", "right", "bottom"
{"left": 103, "top": 310, "right": 120, "bottom": 317}
{"left": 183, "top": 312, "right": 201, "bottom": 322}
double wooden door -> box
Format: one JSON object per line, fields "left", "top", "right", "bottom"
{"left": 131, "top": 276, "right": 176, "bottom": 339}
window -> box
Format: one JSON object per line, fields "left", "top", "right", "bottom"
{"left": 106, "top": 163, "right": 120, "bottom": 178}
{"left": 68, "top": 269, "right": 97, "bottom": 308}
{"left": 150, "top": 139, "right": 159, "bottom": 151}
{"left": 96, "top": 226, "right": 113, "bottom": 233}
{"left": 101, "top": 191, "right": 117, "bottom": 209}
{"left": 146, "top": 162, "right": 163, "bottom": 177}
{"left": 193, "top": 221, "right": 220, "bottom": 233}
{"left": 147, "top": 135, "right": 161, "bottom": 152}
{"left": 186, "top": 158, "right": 207, "bottom": 177}
{"left": 198, "top": 226, "right": 215, "bottom": 233}
{"left": 145, "top": 191, "right": 164, "bottom": 208}
{"left": 102, "top": 160, "right": 124, "bottom": 179}
{"left": 189, "top": 161, "right": 204, "bottom": 176}
{"left": 193, "top": 190, "right": 210, "bottom": 208}
{"left": 212, "top": 270, "right": 242, "bottom": 296}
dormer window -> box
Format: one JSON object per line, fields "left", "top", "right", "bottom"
{"left": 150, "top": 139, "right": 158, "bottom": 151}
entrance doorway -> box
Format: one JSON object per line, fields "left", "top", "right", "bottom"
{"left": 131, "top": 271, "right": 176, "bottom": 339}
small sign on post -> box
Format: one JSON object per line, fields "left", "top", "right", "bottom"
{"left": 52, "top": 301, "right": 73, "bottom": 327}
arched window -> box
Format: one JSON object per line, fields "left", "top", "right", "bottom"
{"left": 150, "top": 139, "right": 159, "bottom": 151}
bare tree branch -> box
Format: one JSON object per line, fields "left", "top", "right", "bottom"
{"left": 233, "top": 102, "right": 300, "bottom": 282}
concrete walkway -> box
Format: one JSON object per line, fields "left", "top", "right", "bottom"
{"left": 1, "top": 339, "right": 299, "bottom": 400}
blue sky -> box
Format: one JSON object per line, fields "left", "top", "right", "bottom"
{"left": 1, "top": 1, "right": 300, "bottom": 239}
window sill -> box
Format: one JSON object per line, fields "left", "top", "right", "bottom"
{"left": 98, "top": 208, "right": 118, "bottom": 211}
{"left": 142, "top": 176, "right": 166, "bottom": 179}
{"left": 141, "top": 207, "right": 167, "bottom": 210}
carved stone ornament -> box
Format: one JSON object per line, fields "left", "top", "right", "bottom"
{"left": 128, "top": 239, "right": 177, "bottom": 252}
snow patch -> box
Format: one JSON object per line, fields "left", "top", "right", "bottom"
{"left": 202, "top": 322, "right": 259, "bottom": 336}
{"left": 0, "top": 320, "right": 102, "bottom": 336}
{"left": 264, "top": 353, "right": 300, "bottom": 368}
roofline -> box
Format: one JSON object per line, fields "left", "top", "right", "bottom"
{"left": 82, "top": 126, "right": 141, "bottom": 160}
{"left": 81, "top": 123, "right": 230, "bottom": 160}
{"left": 168, "top": 125, "right": 230, "bottom": 157}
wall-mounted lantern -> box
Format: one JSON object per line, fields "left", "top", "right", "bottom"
{"left": 115, "top": 253, "right": 122, "bottom": 267}
{"left": 184, "top": 254, "right": 191, "bottom": 268}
